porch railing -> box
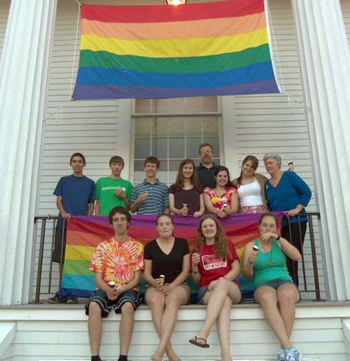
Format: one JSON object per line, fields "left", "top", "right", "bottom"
{"left": 33, "top": 213, "right": 323, "bottom": 303}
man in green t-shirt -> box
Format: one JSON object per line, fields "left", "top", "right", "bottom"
{"left": 95, "top": 156, "right": 133, "bottom": 216}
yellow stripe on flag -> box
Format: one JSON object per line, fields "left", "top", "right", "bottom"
{"left": 81, "top": 28, "right": 268, "bottom": 58}
{"left": 65, "top": 244, "right": 95, "bottom": 261}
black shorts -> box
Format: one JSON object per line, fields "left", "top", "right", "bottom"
{"left": 85, "top": 289, "right": 142, "bottom": 318}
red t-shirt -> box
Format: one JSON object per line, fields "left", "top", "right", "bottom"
{"left": 197, "top": 241, "right": 239, "bottom": 289}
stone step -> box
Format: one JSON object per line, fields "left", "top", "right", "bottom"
{"left": 44, "top": 357, "right": 320, "bottom": 361}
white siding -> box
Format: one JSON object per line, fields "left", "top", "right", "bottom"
{"left": 221, "top": 0, "right": 325, "bottom": 300}
{"left": 343, "top": 0, "right": 350, "bottom": 46}
{"left": 0, "top": 305, "right": 349, "bottom": 360}
{"left": 33, "top": 0, "right": 326, "bottom": 300}
{"left": 34, "top": 0, "right": 133, "bottom": 298}
{"left": 0, "top": 1, "right": 10, "bottom": 78}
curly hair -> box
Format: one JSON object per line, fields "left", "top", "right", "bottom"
{"left": 197, "top": 214, "right": 232, "bottom": 260}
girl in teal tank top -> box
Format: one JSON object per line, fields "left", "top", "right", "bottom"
{"left": 243, "top": 213, "right": 302, "bottom": 361}
{"left": 253, "top": 238, "right": 292, "bottom": 289}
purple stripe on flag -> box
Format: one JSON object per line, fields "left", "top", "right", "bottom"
{"left": 73, "top": 79, "right": 280, "bottom": 100}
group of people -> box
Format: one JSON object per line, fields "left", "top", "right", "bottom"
{"left": 49, "top": 143, "right": 312, "bottom": 361}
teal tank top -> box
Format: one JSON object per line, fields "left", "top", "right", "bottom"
{"left": 253, "top": 239, "right": 292, "bottom": 289}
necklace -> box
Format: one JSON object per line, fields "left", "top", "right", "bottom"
{"left": 259, "top": 241, "right": 274, "bottom": 267}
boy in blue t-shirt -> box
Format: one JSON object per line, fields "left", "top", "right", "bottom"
{"left": 48, "top": 153, "right": 95, "bottom": 304}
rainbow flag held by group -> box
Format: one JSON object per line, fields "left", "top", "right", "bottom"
{"left": 73, "top": 0, "right": 280, "bottom": 100}
{"left": 60, "top": 213, "right": 283, "bottom": 299}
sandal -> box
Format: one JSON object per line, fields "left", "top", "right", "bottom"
{"left": 189, "top": 336, "right": 210, "bottom": 348}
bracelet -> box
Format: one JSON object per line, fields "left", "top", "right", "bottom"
{"left": 192, "top": 270, "right": 199, "bottom": 274}
{"left": 276, "top": 235, "right": 281, "bottom": 241}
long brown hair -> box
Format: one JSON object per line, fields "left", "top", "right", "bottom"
{"left": 197, "top": 214, "right": 232, "bottom": 260}
{"left": 175, "top": 158, "right": 202, "bottom": 191}
{"left": 214, "top": 166, "right": 234, "bottom": 188}
{"left": 236, "top": 155, "right": 259, "bottom": 186}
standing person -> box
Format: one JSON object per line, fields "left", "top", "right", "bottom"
{"left": 95, "top": 156, "right": 133, "bottom": 215}
{"left": 144, "top": 214, "right": 190, "bottom": 361}
{"left": 264, "top": 152, "right": 311, "bottom": 286}
{"left": 48, "top": 152, "right": 95, "bottom": 304}
{"left": 288, "top": 162, "right": 295, "bottom": 172}
{"left": 232, "top": 155, "right": 268, "bottom": 213}
{"left": 130, "top": 156, "right": 169, "bottom": 215}
{"left": 86, "top": 206, "right": 144, "bottom": 361}
{"left": 189, "top": 215, "right": 241, "bottom": 361}
{"left": 243, "top": 213, "right": 302, "bottom": 361}
{"left": 169, "top": 158, "right": 205, "bottom": 218}
{"left": 203, "top": 166, "right": 239, "bottom": 218}
{"left": 196, "top": 143, "right": 220, "bottom": 189}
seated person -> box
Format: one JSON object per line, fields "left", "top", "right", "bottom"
{"left": 203, "top": 166, "right": 239, "bottom": 218}
{"left": 95, "top": 156, "right": 133, "bottom": 215}
{"left": 130, "top": 156, "right": 169, "bottom": 215}
{"left": 169, "top": 158, "right": 205, "bottom": 217}
{"left": 243, "top": 213, "right": 302, "bottom": 361}
{"left": 232, "top": 155, "right": 267, "bottom": 213}
{"left": 144, "top": 214, "right": 190, "bottom": 361}
{"left": 85, "top": 206, "right": 144, "bottom": 361}
{"left": 189, "top": 215, "right": 241, "bottom": 361}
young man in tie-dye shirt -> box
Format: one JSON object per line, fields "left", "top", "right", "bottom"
{"left": 85, "top": 206, "right": 144, "bottom": 361}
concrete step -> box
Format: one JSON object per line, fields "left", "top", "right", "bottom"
{"left": 43, "top": 357, "right": 320, "bottom": 361}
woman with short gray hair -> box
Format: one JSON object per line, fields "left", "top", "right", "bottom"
{"left": 263, "top": 152, "right": 311, "bottom": 287}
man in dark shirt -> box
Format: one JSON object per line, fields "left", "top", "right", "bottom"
{"left": 196, "top": 143, "right": 220, "bottom": 189}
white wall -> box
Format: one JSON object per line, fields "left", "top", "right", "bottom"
{"left": 24, "top": 0, "right": 340, "bottom": 300}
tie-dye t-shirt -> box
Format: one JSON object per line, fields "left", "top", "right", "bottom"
{"left": 90, "top": 237, "right": 144, "bottom": 289}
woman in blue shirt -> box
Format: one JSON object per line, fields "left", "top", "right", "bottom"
{"left": 263, "top": 152, "right": 311, "bottom": 286}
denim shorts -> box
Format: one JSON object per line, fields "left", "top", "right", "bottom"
{"left": 197, "top": 286, "right": 209, "bottom": 304}
{"left": 85, "top": 289, "right": 142, "bottom": 318}
{"left": 254, "top": 280, "right": 301, "bottom": 302}
{"left": 197, "top": 283, "right": 242, "bottom": 305}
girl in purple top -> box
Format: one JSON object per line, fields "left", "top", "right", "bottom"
{"left": 169, "top": 158, "right": 205, "bottom": 218}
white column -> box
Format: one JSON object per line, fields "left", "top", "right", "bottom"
{"left": 292, "top": 0, "right": 350, "bottom": 301}
{"left": 0, "top": 0, "right": 57, "bottom": 305}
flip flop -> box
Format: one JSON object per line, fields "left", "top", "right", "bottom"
{"left": 189, "top": 336, "right": 210, "bottom": 348}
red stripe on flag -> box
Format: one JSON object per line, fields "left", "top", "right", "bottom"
{"left": 81, "top": 0, "right": 264, "bottom": 24}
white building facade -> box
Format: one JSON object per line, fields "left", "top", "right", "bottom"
{"left": 1, "top": 0, "right": 350, "bottom": 359}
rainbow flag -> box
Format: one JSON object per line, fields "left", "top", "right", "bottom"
{"left": 73, "top": 0, "right": 280, "bottom": 100}
{"left": 61, "top": 213, "right": 283, "bottom": 299}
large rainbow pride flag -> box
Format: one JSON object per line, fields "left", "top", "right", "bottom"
{"left": 61, "top": 213, "right": 283, "bottom": 299}
{"left": 73, "top": 0, "right": 280, "bottom": 100}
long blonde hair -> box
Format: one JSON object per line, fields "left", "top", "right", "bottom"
{"left": 197, "top": 214, "right": 232, "bottom": 260}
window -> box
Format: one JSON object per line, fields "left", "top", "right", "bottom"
{"left": 132, "top": 97, "right": 222, "bottom": 185}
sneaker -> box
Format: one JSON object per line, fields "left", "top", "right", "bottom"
{"left": 277, "top": 348, "right": 286, "bottom": 361}
{"left": 47, "top": 294, "right": 68, "bottom": 304}
{"left": 67, "top": 297, "right": 78, "bottom": 304}
{"left": 285, "top": 347, "right": 301, "bottom": 361}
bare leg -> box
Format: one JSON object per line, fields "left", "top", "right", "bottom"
{"left": 255, "top": 286, "right": 292, "bottom": 349}
{"left": 152, "top": 286, "right": 189, "bottom": 361}
{"left": 195, "top": 280, "right": 240, "bottom": 342}
{"left": 216, "top": 296, "right": 233, "bottom": 361}
{"left": 277, "top": 284, "right": 299, "bottom": 338}
{"left": 88, "top": 302, "right": 103, "bottom": 356}
{"left": 146, "top": 287, "right": 180, "bottom": 361}
{"left": 119, "top": 302, "right": 135, "bottom": 356}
